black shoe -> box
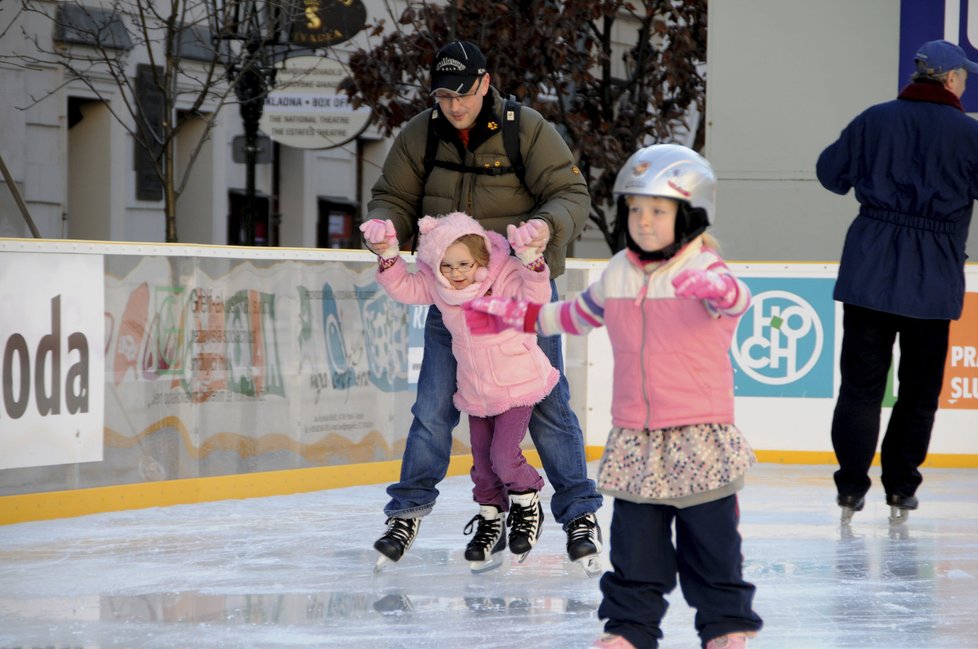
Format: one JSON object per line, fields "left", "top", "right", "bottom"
{"left": 374, "top": 516, "right": 421, "bottom": 562}
{"left": 836, "top": 494, "right": 865, "bottom": 511}
{"left": 507, "top": 490, "right": 543, "bottom": 557}
{"left": 565, "top": 513, "right": 602, "bottom": 561}
{"left": 463, "top": 505, "right": 506, "bottom": 562}
{"left": 886, "top": 494, "right": 918, "bottom": 510}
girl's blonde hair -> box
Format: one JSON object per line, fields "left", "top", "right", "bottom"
{"left": 700, "top": 232, "right": 721, "bottom": 253}
{"left": 454, "top": 234, "right": 490, "bottom": 266}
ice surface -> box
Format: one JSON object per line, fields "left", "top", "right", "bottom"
{"left": 2, "top": 463, "right": 978, "bottom": 648}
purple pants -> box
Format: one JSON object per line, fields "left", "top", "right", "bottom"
{"left": 469, "top": 405, "right": 544, "bottom": 511}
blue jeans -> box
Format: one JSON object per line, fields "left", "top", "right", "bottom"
{"left": 384, "top": 281, "right": 603, "bottom": 526}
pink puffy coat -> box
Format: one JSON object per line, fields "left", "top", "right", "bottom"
{"left": 535, "top": 237, "right": 751, "bottom": 430}
{"left": 376, "top": 212, "right": 558, "bottom": 417}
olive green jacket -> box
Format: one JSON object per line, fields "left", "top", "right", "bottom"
{"left": 368, "top": 88, "right": 589, "bottom": 277}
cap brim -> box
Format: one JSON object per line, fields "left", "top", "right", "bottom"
{"left": 431, "top": 73, "right": 480, "bottom": 94}
{"left": 964, "top": 60, "right": 978, "bottom": 73}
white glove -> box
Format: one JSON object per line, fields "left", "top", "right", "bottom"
{"left": 507, "top": 220, "right": 545, "bottom": 265}
{"left": 359, "top": 219, "right": 399, "bottom": 260}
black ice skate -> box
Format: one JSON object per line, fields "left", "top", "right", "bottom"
{"left": 373, "top": 516, "right": 421, "bottom": 572}
{"left": 463, "top": 505, "right": 507, "bottom": 574}
{"left": 507, "top": 490, "right": 543, "bottom": 562}
{"left": 886, "top": 493, "right": 918, "bottom": 525}
{"left": 565, "top": 513, "right": 603, "bottom": 577}
{"left": 837, "top": 493, "right": 864, "bottom": 525}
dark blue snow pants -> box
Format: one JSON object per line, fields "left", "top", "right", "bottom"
{"left": 597, "top": 495, "right": 763, "bottom": 649}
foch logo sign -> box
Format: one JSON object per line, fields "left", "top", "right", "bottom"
{"left": 731, "top": 277, "right": 836, "bottom": 398}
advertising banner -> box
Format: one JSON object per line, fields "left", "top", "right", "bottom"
{"left": 899, "top": 0, "right": 978, "bottom": 112}
{"left": 0, "top": 252, "right": 105, "bottom": 470}
{"left": 942, "top": 292, "right": 978, "bottom": 409}
{"left": 731, "top": 277, "right": 836, "bottom": 398}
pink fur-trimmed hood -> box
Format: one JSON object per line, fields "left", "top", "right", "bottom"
{"left": 416, "top": 212, "right": 510, "bottom": 289}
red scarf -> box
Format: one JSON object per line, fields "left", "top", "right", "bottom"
{"left": 897, "top": 81, "right": 964, "bottom": 111}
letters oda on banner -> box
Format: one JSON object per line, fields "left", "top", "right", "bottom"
{"left": 0, "top": 252, "right": 105, "bottom": 470}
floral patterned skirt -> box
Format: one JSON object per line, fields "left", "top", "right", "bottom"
{"left": 596, "top": 423, "right": 755, "bottom": 502}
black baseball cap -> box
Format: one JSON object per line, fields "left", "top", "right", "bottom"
{"left": 430, "top": 41, "right": 487, "bottom": 94}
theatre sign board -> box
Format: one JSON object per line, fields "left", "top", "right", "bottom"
{"left": 259, "top": 56, "right": 371, "bottom": 150}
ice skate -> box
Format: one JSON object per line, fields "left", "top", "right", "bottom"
{"left": 837, "top": 493, "right": 864, "bottom": 525}
{"left": 589, "top": 633, "right": 637, "bottom": 649}
{"left": 373, "top": 516, "right": 421, "bottom": 572}
{"left": 462, "top": 505, "right": 507, "bottom": 574}
{"left": 887, "top": 493, "right": 918, "bottom": 525}
{"left": 565, "top": 512, "right": 603, "bottom": 577}
{"left": 507, "top": 490, "right": 543, "bottom": 562}
{"left": 705, "top": 632, "right": 754, "bottom": 649}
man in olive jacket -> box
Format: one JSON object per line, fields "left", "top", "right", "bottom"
{"left": 368, "top": 40, "right": 603, "bottom": 573}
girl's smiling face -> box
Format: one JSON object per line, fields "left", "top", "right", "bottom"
{"left": 440, "top": 241, "right": 480, "bottom": 289}
{"left": 627, "top": 195, "right": 678, "bottom": 252}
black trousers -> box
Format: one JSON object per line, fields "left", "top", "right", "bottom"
{"left": 597, "top": 496, "right": 762, "bottom": 649}
{"left": 831, "top": 304, "right": 950, "bottom": 500}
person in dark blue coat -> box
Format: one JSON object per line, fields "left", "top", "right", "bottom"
{"left": 816, "top": 39, "right": 978, "bottom": 525}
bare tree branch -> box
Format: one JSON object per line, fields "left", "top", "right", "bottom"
{"left": 1, "top": 0, "right": 293, "bottom": 242}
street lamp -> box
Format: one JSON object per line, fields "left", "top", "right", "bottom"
{"left": 211, "top": 0, "right": 289, "bottom": 246}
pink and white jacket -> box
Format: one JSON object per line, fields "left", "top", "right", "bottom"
{"left": 377, "top": 212, "right": 558, "bottom": 418}
{"left": 535, "top": 236, "right": 750, "bottom": 430}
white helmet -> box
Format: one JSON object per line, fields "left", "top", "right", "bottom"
{"left": 612, "top": 143, "right": 717, "bottom": 224}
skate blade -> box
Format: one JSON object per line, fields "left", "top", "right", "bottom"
{"left": 575, "top": 554, "right": 603, "bottom": 577}
{"left": 469, "top": 556, "right": 504, "bottom": 574}
{"left": 840, "top": 507, "right": 858, "bottom": 525}
{"left": 888, "top": 506, "right": 910, "bottom": 525}
{"left": 374, "top": 553, "right": 395, "bottom": 574}
{"left": 514, "top": 551, "right": 532, "bottom": 564}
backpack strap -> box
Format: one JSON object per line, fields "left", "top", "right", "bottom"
{"left": 414, "top": 100, "right": 527, "bottom": 250}
{"left": 502, "top": 96, "right": 526, "bottom": 187}
{"left": 422, "top": 108, "right": 442, "bottom": 186}
{"left": 408, "top": 108, "right": 444, "bottom": 252}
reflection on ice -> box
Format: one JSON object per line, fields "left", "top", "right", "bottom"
{"left": 1, "top": 463, "right": 978, "bottom": 648}
{"left": 0, "top": 589, "right": 597, "bottom": 626}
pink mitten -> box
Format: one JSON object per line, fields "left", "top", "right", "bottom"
{"left": 672, "top": 268, "right": 738, "bottom": 309}
{"left": 463, "top": 296, "right": 542, "bottom": 335}
{"left": 507, "top": 220, "right": 545, "bottom": 265}
{"left": 358, "top": 219, "right": 399, "bottom": 259}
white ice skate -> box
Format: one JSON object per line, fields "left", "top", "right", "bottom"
{"left": 507, "top": 490, "right": 543, "bottom": 563}
{"left": 463, "top": 505, "right": 506, "bottom": 574}
{"left": 887, "top": 494, "right": 918, "bottom": 525}
{"left": 373, "top": 516, "right": 421, "bottom": 573}
{"left": 565, "top": 513, "right": 603, "bottom": 577}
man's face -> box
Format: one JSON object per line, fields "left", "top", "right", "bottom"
{"left": 432, "top": 74, "right": 489, "bottom": 130}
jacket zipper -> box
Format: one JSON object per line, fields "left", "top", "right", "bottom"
{"left": 638, "top": 273, "right": 653, "bottom": 429}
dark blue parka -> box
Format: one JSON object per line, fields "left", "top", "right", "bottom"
{"left": 816, "top": 81, "right": 978, "bottom": 320}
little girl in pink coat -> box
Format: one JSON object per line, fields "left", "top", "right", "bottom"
{"left": 360, "top": 211, "right": 557, "bottom": 571}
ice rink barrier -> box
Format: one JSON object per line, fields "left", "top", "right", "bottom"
{"left": 1, "top": 239, "right": 975, "bottom": 523}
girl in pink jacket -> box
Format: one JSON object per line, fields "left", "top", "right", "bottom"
{"left": 360, "top": 211, "right": 557, "bottom": 573}
{"left": 464, "top": 145, "right": 763, "bottom": 649}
